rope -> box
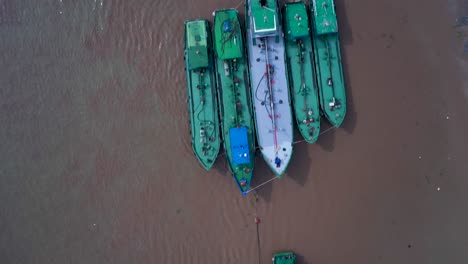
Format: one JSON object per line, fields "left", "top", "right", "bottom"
{"left": 255, "top": 218, "right": 262, "bottom": 264}
{"left": 234, "top": 0, "right": 243, "bottom": 11}
{"left": 292, "top": 125, "right": 336, "bottom": 145}
{"left": 217, "top": 125, "right": 337, "bottom": 193}
{"left": 244, "top": 125, "right": 337, "bottom": 193}
{"left": 246, "top": 176, "right": 278, "bottom": 193}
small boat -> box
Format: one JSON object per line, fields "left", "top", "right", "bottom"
{"left": 212, "top": 9, "right": 256, "bottom": 195}
{"left": 184, "top": 19, "right": 221, "bottom": 170}
{"left": 310, "top": 0, "right": 347, "bottom": 127}
{"left": 272, "top": 251, "right": 296, "bottom": 264}
{"left": 283, "top": 1, "right": 321, "bottom": 143}
{"left": 245, "top": 0, "right": 294, "bottom": 177}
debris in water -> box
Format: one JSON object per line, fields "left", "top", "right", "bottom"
{"left": 437, "top": 187, "right": 441, "bottom": 191}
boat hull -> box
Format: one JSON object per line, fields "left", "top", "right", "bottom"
{"left": 283, "top": 1, "right": 321, "bottom": 143}
{"left": 246, "top": 0, "right": 294, "bottom": 177}
{"left": 272, "top": 251, "right": 296, "bottom": 264}
{"left": 213, "top": 9, "right": 256, "bottom": 195}
{"left": 310, "top": 0, "right": 347, "bottom": 127}
{"left": 184, "top": 20, "right": 221, "bottom": 170}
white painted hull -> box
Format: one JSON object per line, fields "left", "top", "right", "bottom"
{"left": 246, "top": 1, "right": 294, "bottom": 177}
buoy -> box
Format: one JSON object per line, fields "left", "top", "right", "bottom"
{"left": 255, "top": 217, "right": 261, "bottom": 224}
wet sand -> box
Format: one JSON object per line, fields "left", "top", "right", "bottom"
{"left": 1, "top": 0, "right": 468, "bottom": 263}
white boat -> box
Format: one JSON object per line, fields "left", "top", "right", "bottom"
{"left": 246, "top": 0, "right": 294, "bottom": 177}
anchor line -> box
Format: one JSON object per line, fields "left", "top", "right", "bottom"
{"left": 245, "top": 126, "right": 336, "bottom": 193}
{"left": 255, "top": 212, "right": 262, "bottom": 264}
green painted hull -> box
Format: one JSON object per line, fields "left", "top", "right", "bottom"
{"left": 213, "top": 9, "right": 255, "bottom": 195}
{"left": 184, "top": 20, "right": 221, "bottom": 170}
{"left": 310, "top": 0, "right": 346, "bottom": 127}
{"left": 272, "top": 252, "right": 296, "bottom": 264}
{"left": 283, "top": 1, "right": 320, "bottom": 143}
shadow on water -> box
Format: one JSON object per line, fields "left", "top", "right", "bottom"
{"left": 336, "top": 0, "right": 358, "bottom": 134}
{"left": 335, "top": 0, "right": 354, "bottom": 46}
{"left": 295, "top": 252, "right": 311, "bottom": 264}
{"left": 317, "top": 122, "right": 335, "bottom": 152}
{"left": 340, "top": 50, "right": 357, "bottom": 134}
{"left": 286, "top": 125, "right": 311, "bottom": 186}
{"left": 213, "top": 144, "right": 229, "bottom": 176}
{"left": 250, "top": 153, "right": 273, "bottom": 203}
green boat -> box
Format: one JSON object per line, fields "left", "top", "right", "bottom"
{"left": 310, "top": 0, "right": 346, "bottom": 127}
{"left": 283, "top": 1, "right": 320, "bottom": 143}
{"left": 184, "top": 20, "right": 221, "bottom": 170}
{"left": 272, "top": 252, "right": 296, "bottom": 264}
{"left": 212, "top": 9, "right": 255, "bottom": 195}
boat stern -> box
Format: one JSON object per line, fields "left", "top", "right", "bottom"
{"left": 284, "top": 1, "right": 310, "bottom": 40}
{"left": 185, "top": 20, "right": 210, "bottom": 70}
{"left": 272, "top": 251, "right": 296, "bottom": 264}
{"left": 311, "top": 0, "right": 338, "bottom": 35}
{"left": 213, "top": 9, "right": 244, "bottom": 60}
{"left": 249, "top": 0, "right": 279, "bottom": 38}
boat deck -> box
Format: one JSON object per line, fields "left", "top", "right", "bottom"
{"left": 213, "top": 9, "right": 255, "bottom": 195}
{"left": 310, "top": 1, "right": 347, "bottom": 127}
{"left": 284, "top": 1, "right": 321, "bottom": 143}
{"left": 184, "top": 20, "right": 221, "bottom": 170}
{"left": 246, "top": 0, "right": 293, "bottom": 177}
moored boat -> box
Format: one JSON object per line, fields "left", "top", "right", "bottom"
{"left": 272, "top": 251, "right": 296, "bottom": 264}
{"left": 245, "top": 0, "right": 294, "bottom": 177}
{"left": 213, "top": 9, "right": 256, "bottom": 195}
{"left": 184, "top": 19, "right": 221, "bottom": 170}
{"left": 310, "top": 0, "right": 347, "bottom": 127}
{"left": 283, "top": 1, "right": 321, "bottom": 143}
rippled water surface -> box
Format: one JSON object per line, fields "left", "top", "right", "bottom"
{"left": 1, "top": 0, "right": 468, "bottom": 263}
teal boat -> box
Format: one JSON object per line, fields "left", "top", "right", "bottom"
{"left": 272, "top": 251, "right": 296, "bottom": 264}
{"left": 184, "top": 20, "right": 221, "bottom": 170}
{"left": 310, "top": 0, "right": 346, "bottom": 127}
{"left": 283, "top": 1, "right": 320, "bottom": 143}
{"left": 245, "top": 0, "right": 294, "bottom": 177}
{"left": 212, "top": 9, "right": 255, "bottom": 195}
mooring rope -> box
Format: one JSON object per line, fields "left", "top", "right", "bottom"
{"left": 219, "top": 125, "right": 336, "bottom": 158}
{"left": 247, "top": 176, "right": 278, "bottom": 194}
{"left": 255, "top": 215, "right": 262, "bottom": 264}
{"left": 234, "top": 0, "right": 243, "bottom": 11}
{"left": 245, "top": 125, "right": 337, "bottom": 193}
{"left": 217, "top": 124, "right": 337, "bottom": 195}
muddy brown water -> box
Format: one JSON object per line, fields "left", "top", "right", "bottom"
{"left": 1, "top": 0, "right": 468, "bottom": 263}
